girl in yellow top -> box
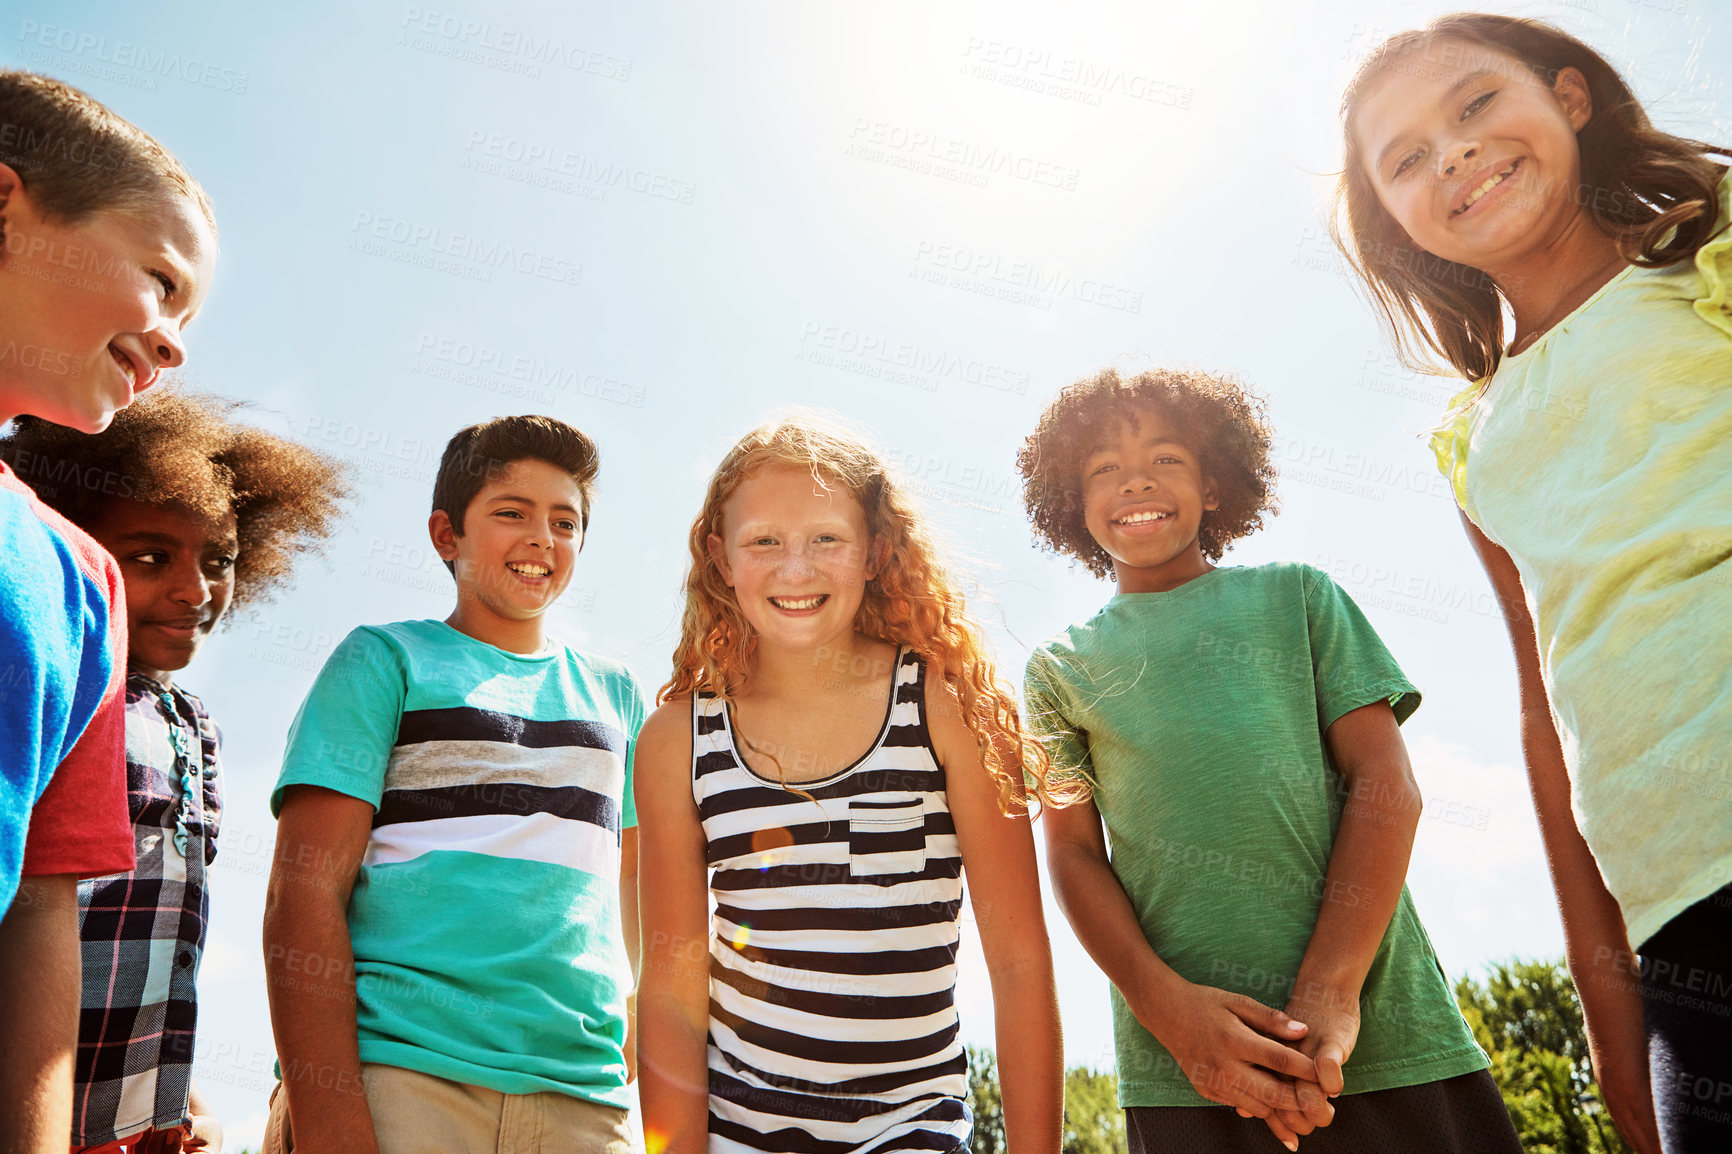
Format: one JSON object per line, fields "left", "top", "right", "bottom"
{"left": 1335, "top": 14, "right": 1731, "bottom": 1154}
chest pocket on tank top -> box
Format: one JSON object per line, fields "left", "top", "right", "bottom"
{"left": 847, "top": 797, "right": 927, "bottom": 878}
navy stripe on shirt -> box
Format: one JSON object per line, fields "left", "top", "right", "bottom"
{"left": 374, "top": 782, "right": 619, "bottom": 831}
{"left": 395, "top": 706, "right": 625, "bottom": 753}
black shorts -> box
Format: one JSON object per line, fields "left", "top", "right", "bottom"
{"left": 1124, "top": 1069, "right": 1520, "bottom": 1154}
{"left": 1641, "top": 881, "right": 1732, "bottom": 1153}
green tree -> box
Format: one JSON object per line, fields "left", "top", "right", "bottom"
{"left": 966, "top": 1047, "right": 1126, "bottom": 1154}
{"left": 1455, "top": 959, "right": 1632, "bottom": 1154}
{"left": 967, "top": 1045, "right": 1006, "bottom": 1154}
{"left": 1062, "top": 1065, "right": 1126, "bottom": 1154}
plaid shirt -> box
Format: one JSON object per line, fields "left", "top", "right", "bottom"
{"left": 73, "top": 674, "right": 222, "bottom": 1145}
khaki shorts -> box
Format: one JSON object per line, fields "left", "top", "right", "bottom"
{"left": 262, "top": 1063, "right": 637, "bottom": 1154}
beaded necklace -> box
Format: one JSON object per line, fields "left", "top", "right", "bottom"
{"left": 142, "top": 678, "right": 205, "bottom": 858}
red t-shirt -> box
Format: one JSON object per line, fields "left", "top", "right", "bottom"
{"left": 0, "top": 462, "right": 135, "bottom": 879}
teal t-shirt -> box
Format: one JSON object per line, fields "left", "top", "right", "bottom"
{"left": 273, "top": 619, "right": 644, "bottom": 1106}
{"left": 1025, "top": 563, "right": 1486, "bottom": 1107}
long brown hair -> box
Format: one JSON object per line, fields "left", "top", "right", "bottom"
{"left": 661, "top": 413, "right": 1066, "bottom": 813}
{"left": 1334, "top": 13, "right": 1729, "bottom": 382}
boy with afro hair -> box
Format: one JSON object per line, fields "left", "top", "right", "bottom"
{"left": 1017, "top": 368, "right": 1513, "bottom": 1154}
{"left": 1, "top": 386, "right": 350, "bottom": 1151}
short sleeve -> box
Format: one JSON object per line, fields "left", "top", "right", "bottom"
{"left": 24, "top": 691, "right": 134, "bottom": 881}
{"left": 1691, "top": 171, "right": 1732, "bottom": 337}
{"left": 6, "top": 492, "right": 134, "bottom": 886}
{"left": 1301, "top": 565, "right": 1420, "bottom": 730}
{"left": 0, "top": 503, "right": 107, "bottom": 901}
{"left": 617, "top": 672, "right": 647, "bottom": 831}
{"left": 1428, "top": 381, "right": 1486, "bottom": 512}
{"left": 272, "top": 627, "right": 407, "bottom": 815}
{"left": 1023, "top": 649, "right": 1096, "bottom": 798}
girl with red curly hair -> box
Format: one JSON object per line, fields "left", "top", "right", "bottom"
{"left": 635, "top": 413, "right": 1062, "bottom": 1154}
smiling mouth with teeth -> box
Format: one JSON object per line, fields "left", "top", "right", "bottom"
{"left": 110, "top": 346, "right": 138, "bottom": 386}
{"left": 1453, "top": 159, "right": 1520, "bottom": 216}
{"left": 768, "top": 594, "right": 828, "bottom": 610}
{"left": 507, "top": 562, "right": 552, "bottom": 578}
{"left": 1114, "top": 510, "right": 1173, "bottom": 526}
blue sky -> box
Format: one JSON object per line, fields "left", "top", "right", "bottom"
{"left": 7, "top": 0, "right": 1725, "bottom": 1145}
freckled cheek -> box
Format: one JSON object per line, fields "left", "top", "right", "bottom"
{"left": 733, "top": 553, "right": 782, "bottom": 578}
{"left": 825, "top": 568, "right": 869, "bottom": 592}
{"left": 827, "top": 542, "right": 871, "bottom": 568}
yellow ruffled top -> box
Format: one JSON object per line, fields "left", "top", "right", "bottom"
{"left": 1424, "top": 171, "right": 1732, "bottom": 949}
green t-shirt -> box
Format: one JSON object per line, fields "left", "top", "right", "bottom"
{"left": 1025, "top": 562, "right": 1486, "bottom": 1107}
{"left": 273, "top": 620, "right": 644, "bottom": 1106}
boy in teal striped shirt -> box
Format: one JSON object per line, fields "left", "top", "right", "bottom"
{"left": 263, "top": 416, "right": 643, "bottom": 1154}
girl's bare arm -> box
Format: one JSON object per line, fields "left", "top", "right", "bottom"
{"left": 1461, "top": 511, "right": 1662, "bottom": 1154}
{"left": 620, "top": 826, "right": 640, "bottom": 1083}
{"left": 931, "top": 677, "right": 1062, "bottom": 1154}
{"left": 633, "top": 701, "right": 714, "bottom": 1154}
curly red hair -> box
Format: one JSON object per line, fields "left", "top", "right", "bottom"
{"left": 662, "top": 414, "right": 1070, "bottom": 812}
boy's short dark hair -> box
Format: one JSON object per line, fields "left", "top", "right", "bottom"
{"left": 1016, "top": 367, "right": 1278, "bottom": 577}
{"left": 431, "top": 415, "right": 600, "bottom": 537}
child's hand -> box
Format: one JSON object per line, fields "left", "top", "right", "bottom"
{"left": 1144, "top": 982, "right": 1317, "bottom": 1131}
{"left": 178, "top": 1078, "right": 222, "bottom": 1151}
{"left": 1284, "top": 986, "right": 1361, "bottom": 1127}
{"left": 182, "top": 1110, "right": 224, "bottom": 1152}
{"left": 1234, "top": 990, "right": 1359, "bottom": 1146}
{"left": 1242, "top": 1101, "right": 1310, "bottom": 1152}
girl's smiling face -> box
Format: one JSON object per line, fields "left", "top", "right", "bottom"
{"left": 707, "top": 463, "right": 877, "bottom": 654}
{"left": 88, "top": 499, "right": 237, "bottom": 684}
{"left": 1353, "top": 39, "right": 1594, "bottom": 274}
{"left": 0, "top": 179, "right": 216, "bottom": 433}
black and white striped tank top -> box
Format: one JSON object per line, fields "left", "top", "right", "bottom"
{"left": 692, "top": 648, "right": 971, "bottom": 1154}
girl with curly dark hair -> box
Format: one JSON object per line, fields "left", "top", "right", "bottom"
{"left": 1, "top": 386, "right": 348, "bottom": 1153}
